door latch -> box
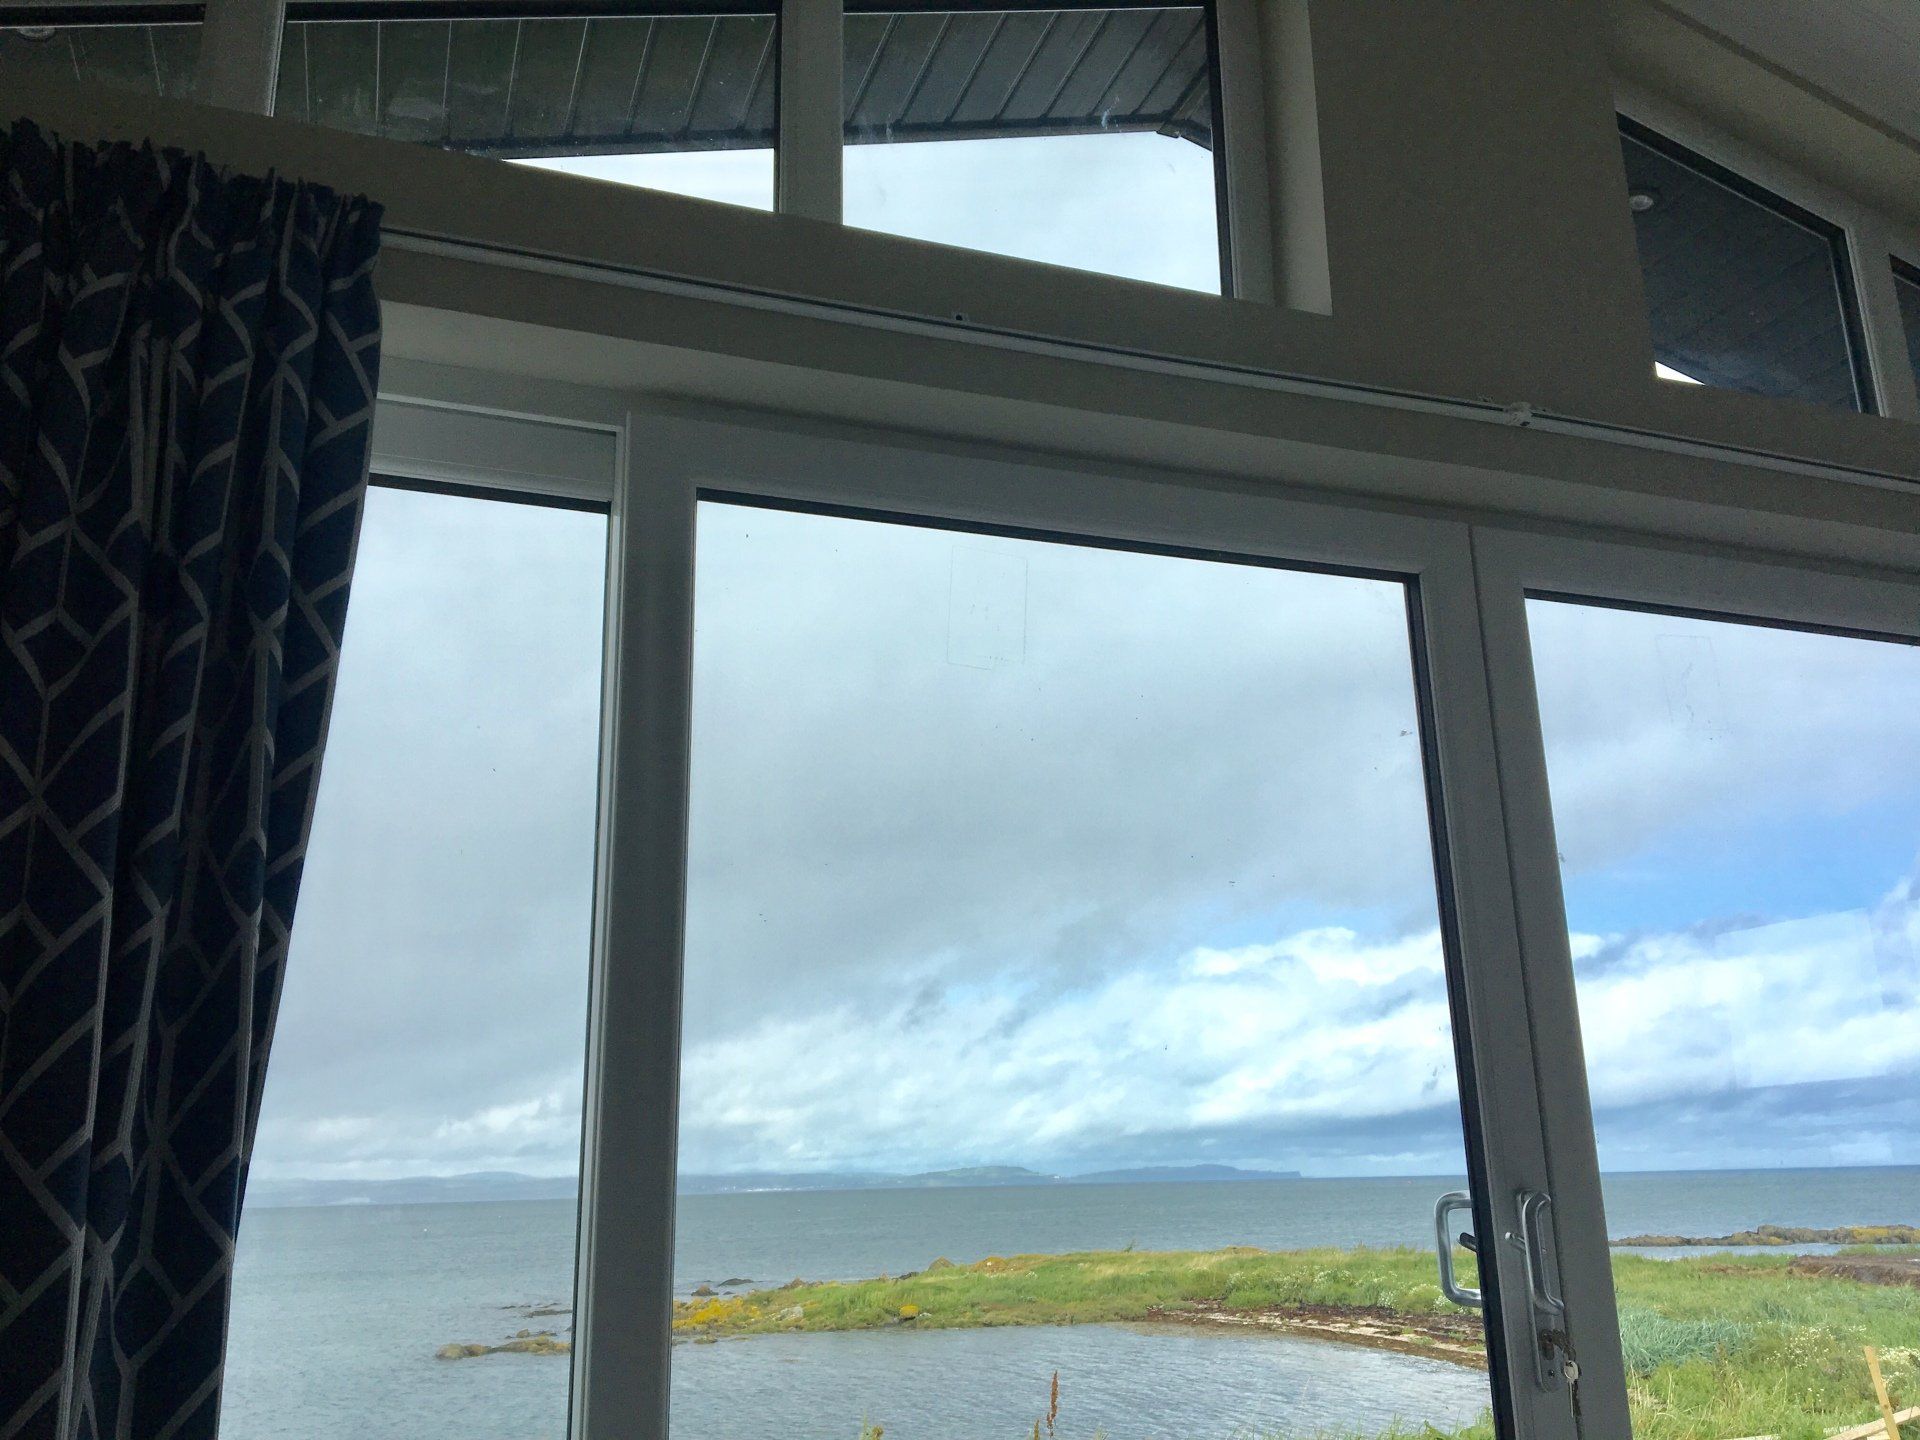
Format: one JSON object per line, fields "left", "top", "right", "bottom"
{"left": 1510, "top": 1189, "right": 1572, "bottom": 1392}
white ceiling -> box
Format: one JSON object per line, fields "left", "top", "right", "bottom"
{"left": 1664, "top": 0, "right": 1920, "bottom": 146}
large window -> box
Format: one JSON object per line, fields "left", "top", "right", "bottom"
{"left": 1527, "top": 598, "right": 1920, "bottom": 1440}
{"left": 223, "top": 485, "right": 608, "bottom": 1440}
{"left": 671, "top": 501, "right": 1500, "bottom": 1437}
{"left": 841, "top": 4, "right": 1225, "bottom": 292}
{"left": 1619, "top": 117, "right": 1870, "bottom": 412}
{"left": 275, "top": 11, "right": 779, "bottom": 210}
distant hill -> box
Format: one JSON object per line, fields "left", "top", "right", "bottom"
{"left": 249, "top": 1163, "right": 1301, "bottom": 1208}
{"left": 246, "top": 1171, "right": 578, "bottom": 1209}
{"left": 682, "top": 1164, "right": 1301, "bottom": 1193}
{"left": 1066, "top": 1164, "right": 1302, "bottom": 1185}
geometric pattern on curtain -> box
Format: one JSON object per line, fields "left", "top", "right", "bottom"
{"left": 0, "top": 117, "right": 382, "bottom": 1440}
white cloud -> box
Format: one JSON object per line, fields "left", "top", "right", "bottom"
{"left": 252, "top": 450, "right": 1920, "bottom": 1183}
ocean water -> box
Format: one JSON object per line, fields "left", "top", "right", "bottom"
{"left": 220, "top": 1167, "right": 1918, "bottom": 1439}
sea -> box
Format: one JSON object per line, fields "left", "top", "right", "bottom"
{"left": 219, "top": 1166, "right": 1918, "bottom": 1440}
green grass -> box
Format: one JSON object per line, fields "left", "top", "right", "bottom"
{"left": 678, "top": 1247, "right": 1919, "bottom": 1440}
{"left": 676, "top": 1245, "right": 1481, "bottom": 1336}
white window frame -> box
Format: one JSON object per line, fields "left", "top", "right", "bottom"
{"left": 576, "top": 400, "right": 1598, "bottom": 1440}
{"left": 1615, "top": 80, "right": 1920, "bottom": 423}
{"left": 1469, "top": 521, "right": 1920, "bottom": 1440}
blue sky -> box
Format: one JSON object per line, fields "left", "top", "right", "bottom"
{"left": 245, "top": 142, "right": 1918, "bottom": 1186}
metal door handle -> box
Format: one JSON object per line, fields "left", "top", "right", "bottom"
{"left": 1433, "top": 1191, "right": 1482, "bottom": 1307}
{"left": 1513, "top": 1188, "right": 1570, "bottom": 1391}
{"left": 1516, "top": 1189, "right": 1564, "bottom": 1319}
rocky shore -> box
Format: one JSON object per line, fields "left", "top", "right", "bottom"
{"left": 1612, "top": 1223, "right": 1919, "bottom": 1247}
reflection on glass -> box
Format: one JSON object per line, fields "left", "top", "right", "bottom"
{"left": 1620, "top": 120, "right": 1865, "bottom": 411}
{"left": 674, "top": 503, "right": 1494, "bottom": 1438}
{"left": 1529, "top": 599, "right": 1920, "bottom": 1440}
{"left": 1894, "top": 259, "right": 1920, "bottom": 403}
{"left": 0, "top": 21, "right": 199, "bottom": 95}
{"left": 276, "top": 14, "right": 777, "bottom": 210}
{"left": 842, "top": 7, "right": 1222, "bottom": 291}
{"left": 224, "top": 489, "right": 608, "bottom": 1440}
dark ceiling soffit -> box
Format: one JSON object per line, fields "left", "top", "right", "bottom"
{"left": 459, "top": 113, "right": 1199, "bottom": 158}
{"left": 282, "top": 0, "right": 1195, "bottom": 15}
{"left": 0, "top": 3, "right": 200, "bottom": 24}
{"left": 287, "top": 1, "right": 772, "bottom": 20}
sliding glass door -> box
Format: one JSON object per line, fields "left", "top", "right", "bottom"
{"left": 255, "top": 393, "right": 1917, "bottom": 1440}
{"left": 1474, "top": 533, "right": 1920, "bottom": 1440}
{"left": 580, "top": 412, "right": 1583, "bottom": 1440}
{"left": 226, "top": 482, "right": 611, "bottom": 1440}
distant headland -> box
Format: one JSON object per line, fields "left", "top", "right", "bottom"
{"left": 246, "top": 1163, "right": 1302, "bottom": 1208}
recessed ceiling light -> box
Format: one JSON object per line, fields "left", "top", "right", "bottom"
{"left": 1629, "top": 189, "right": 1659, "bottom": 213}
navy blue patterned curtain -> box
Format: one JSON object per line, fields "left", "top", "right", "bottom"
{"left": 0, "top": 120, "right": 382, "bottom": 1440}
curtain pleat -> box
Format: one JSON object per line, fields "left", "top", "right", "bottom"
{"left": 0, "top": 118, "right": 383, "bottom": 1440}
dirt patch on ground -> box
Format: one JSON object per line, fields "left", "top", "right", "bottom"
{"left": 1143, "top": 1302, "right": 1487, "bottom": 1369}
{"left": 1788, "top": 1254, "right": 1920, "bottom": 1289}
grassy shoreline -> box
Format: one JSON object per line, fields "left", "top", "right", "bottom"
{"left": 673, "top": 1245, "right": 1920, "bottom": 1440}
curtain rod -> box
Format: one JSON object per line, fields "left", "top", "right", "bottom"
{"left": 382, "top": 226, "right": 1920, "bottom": 501}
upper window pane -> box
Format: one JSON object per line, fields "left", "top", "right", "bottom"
{"left": 0, "top": 20, "right": 199, "bottom": 96}
{"left": 842, "top": 5, "right": 1223, "bottom": 293}
{"left": 276, "top": 12, "right": 777, "bottom": 210}
{"left": 1894, "top": 257, "right": 1920, "bottom": 402}
{"left": 1620, "top": 119, "right": 1867, "bottom": 412}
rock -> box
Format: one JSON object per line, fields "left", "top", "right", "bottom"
{"left": 778, "top": 1278, "right": 806, "bottom": 1290}
{"left": 926, "top": 1257, "right": 955, "bottom": 1271}
{"left": 778, "top": 1305, "right": 804, "bottom": 1323}
{"left": 691, "top": 1285, "right": 717, "bottom": 1297}
{"left": 693, "top": 1335, "right": 718, "bottom": 1345}
{"left": 718, "top": 1277, "right": 753, "bottom": 1287}
{"left": 435, "top": 1334, "right": 570, "bottom": 1359}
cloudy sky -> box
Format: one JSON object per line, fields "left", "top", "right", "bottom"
{"left": 246, "top": 137, "right": 1919, "bottom": 1187}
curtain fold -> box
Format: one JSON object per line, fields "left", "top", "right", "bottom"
{"left": 0, "top": 119, "right": 383, "bottom": 1440}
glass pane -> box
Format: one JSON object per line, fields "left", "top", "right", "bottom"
{"left": 843, "top": 7, "right": 1222, "bottom": 292}
{"left": 276, "top": 14, "right": 776, "bottom": 211}
{"left": 675, "top": 503, "right": 1499, "bottom": 1438}
{"left": 224, "top": 488, "right": 608, "bottom": 1440}
{"left": 0, "top": 21, "right": 199, "bottom": 96}
{"left": 1894, "top": 258, "right": 1920, "bottom": 402}
{"left": 1621, "top": 121, "right": 1865, "bottom": 411}
{"left": 1527, "top": 598, "right": 1920, "bottom": 1440}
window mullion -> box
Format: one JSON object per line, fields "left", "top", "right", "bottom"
{"left": 1212, "top": 0, "right": 1277, "bottom": 304}
{"left": 193, "top": 0, "right": 285, "bottom": 114}
{"left": 777, "top": 0, "right": 844, "bottom": 223}
{"left": 1851, "top": 219, "right": 1920, "bottom": 421}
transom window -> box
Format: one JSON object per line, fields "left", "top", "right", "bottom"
{"left": 0, "top": 16, "right": 200, "bottom": 95}
{"left": 840, "top": 4, "right": 1226, "bottom": 292}
{"left": 276, "top": 9, "right": 781, "bottom": 211}
{"left": 1618, "top": 116, "right": 1872, "bottom": 412}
